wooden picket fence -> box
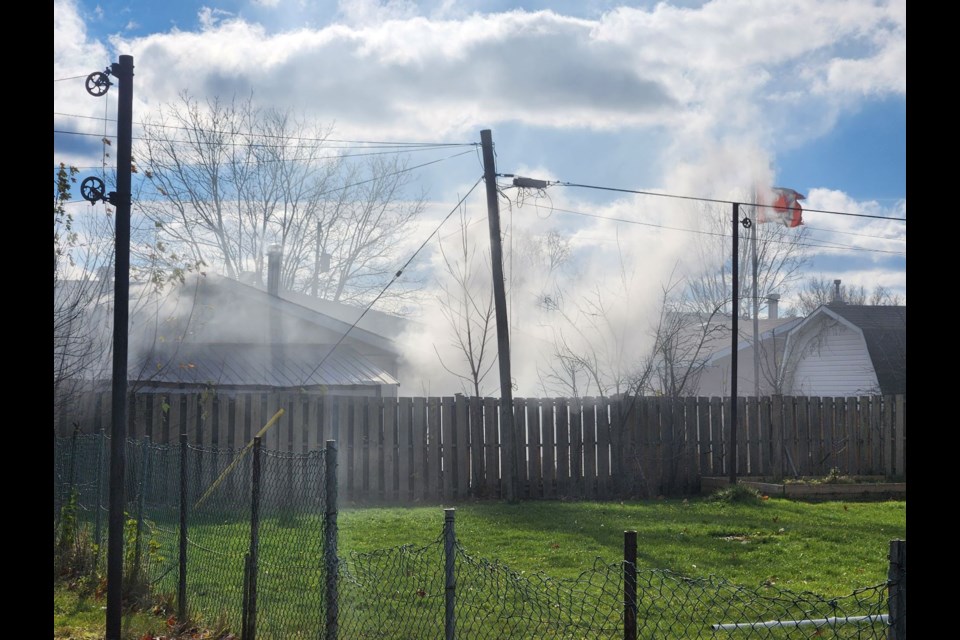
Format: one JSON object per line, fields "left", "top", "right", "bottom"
{"left": 55, "top": 391, "right": 906, "bottom": 501}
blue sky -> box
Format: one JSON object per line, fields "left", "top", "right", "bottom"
{"left": 54, "top": 0, "right": 906, "bottom": 393}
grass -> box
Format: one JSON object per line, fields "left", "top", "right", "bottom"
{"left": 54, "top": 495, "right": 906, "bottom": 639}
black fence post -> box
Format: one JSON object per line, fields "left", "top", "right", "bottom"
{"left": 325, "top": 440, "right": 339, "bottom": 640}
{"left": 178, "top": 432, "right": 188, "bottom": 622}
{"left": 624, "top": 530, "right": 637, "bottom": 640}
{"left": 132, "top": 436, "right": 151, "bottom": 585}
{"left": 94, "top": 429, "right": 106, "bottom": 566}
{"left": 887, "top": 539, "right": 906, "bottom": 640}
{"left": 68, "top": 424, "right": 80, "bottom": 496}
{"left": 247, "top": 436, "right": 262, "bottom": 640}
{"left": 444, "top": 508, "right": 456, "bottom": 640}
{"left": 241, "top": 552, "right": 252, "bottom": 640}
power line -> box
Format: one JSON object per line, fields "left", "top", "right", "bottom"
{"left": 544, "top": 205, "right": 905, "bottom": 256}
{"left": 802, "top": 225, "right": 906, "bottom": 242}
{"left": 549, "top": 180, "right": 907, "bottom": 222}
{"left": 54, "top": 113, "right": 476, "bottom": 149}
{"left": 298, "top": 176, "right": 484, "bottom": 387}
{"left": 57, "top": 149, "right": 475, "bottom": 212}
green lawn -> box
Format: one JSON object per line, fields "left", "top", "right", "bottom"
{"left": 55, "top": 495, "right": 906, "bottom": 639}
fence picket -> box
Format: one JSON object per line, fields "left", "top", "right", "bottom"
{"left": 821, "top": 397, "right": 834, "bottom": 474}
{"left": 483, "top": 397, "right": 498, "bottom": 498}
{"left": 399, "top": 397, "right": 413, "bottom": 502}
{"left": 555, "top": 398, "right": 570, "bottom": 499}
{"left": 596, "top": 399, "right": 610, "bottom": 499}
{"left": 469, "top": 397, "right": 483, "bottom": 498}
{"left": 527, "top": 399, "right": 542, "bottom": 499}
{"left": 582, "top": 397, "right": 597, "bottom": 499}
{"left": 542, "top": 398, "right": 556, "bottom": 499}
{"left": 383, "top": 398, "right": 397, "bottom": 502}
{"left": 418, "top": 397, "right": 432, "bottom": 501}
{"left": 683, "top": 397, "right": 697, "bottom": 493}
{"left": 570, "top": 398, "right": 583, "bottom": 498}
{"left": 441, "top": 397, "right": 456, "bottom": 501}
{"left": 455, "top": 396, "right": 469, "bottom": 500}
{"left": 431, "top": 397, "right": 445, "bottom": 500}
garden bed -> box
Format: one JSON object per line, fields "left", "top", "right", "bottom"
{"left": 701, "top": 476, "right": 906, "bottom": 501}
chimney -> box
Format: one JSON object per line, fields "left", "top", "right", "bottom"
{"left": 267, "top": 244, "right": 282, "bottom": 297}
{"left": 833, "top": 279, "right": 842, "bottom": 305}
{"left": 767, "top": 293, "right": 780, "bottom": 320}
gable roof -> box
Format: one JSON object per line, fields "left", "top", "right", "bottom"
{"left": 825, "top": 304, "right": 906, "bottom": 395}
{"left": 703, "top": 316, "right": 803, "bottom": 364}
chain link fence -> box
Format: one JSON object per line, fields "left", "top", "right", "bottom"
{"left": 55, "top": 431, "right": 904, "bottom": 639}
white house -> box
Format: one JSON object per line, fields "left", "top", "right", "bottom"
{"left": 779, "top": 304, "right": 906, "bottom": 397}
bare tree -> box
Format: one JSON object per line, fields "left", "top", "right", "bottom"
{"left": 433, "top": 205, "right": 497, "bottom": 397}
{"left": 789, "top": 275, "right": 904, "bottom": 316}
{"left": 646, "top": 267, "right": 730, "bottom": 397}
{"left": 136, "top": 92, "right": 425, "bottom": 311}
{"left": 686, "top": 199, "right": 810, "bottom": 318}
{"left": 54, "top": 163, "right": 116, "bottom": 425}
{"left": 537, "top": 238, "right": 653, "bottom": 399}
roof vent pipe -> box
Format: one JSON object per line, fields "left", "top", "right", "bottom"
{"left": 767, "top": 293, "right": 780, "bottom": 320}
{"left": 267, "top": 244, "right": 282, "bottom": 297}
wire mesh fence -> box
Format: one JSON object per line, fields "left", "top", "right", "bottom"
{"left": 54, "top": 431, "right": 903, "bottom": 640}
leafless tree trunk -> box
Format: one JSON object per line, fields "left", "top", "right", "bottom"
{"left": 433, "top": 205, "right": 497, "bottom": 397}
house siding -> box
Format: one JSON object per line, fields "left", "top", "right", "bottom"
{"left": 785, "top": 320, "right": 879, "bottom": 396}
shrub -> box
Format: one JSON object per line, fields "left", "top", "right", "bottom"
{"left": 709, "top": 483, "right": 765, "bottom": 505}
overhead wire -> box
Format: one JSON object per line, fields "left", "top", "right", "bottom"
{"left": 535, "top": 204, "right": 905, "bottom": 256}
{"left": 54, "top": 113, "right": 475, "bottom": 149}
{"left": 552, "top": 181, "right": 907, "bottom": 222}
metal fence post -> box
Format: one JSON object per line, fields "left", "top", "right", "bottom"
{"left": 132, "top": 436, "right": 151, "bottom": 584}
{"left": 624, "top": 530, "right": 637, "bottom": 640}
{"left": 887, "top": 539, "right": 906, "bottom": 640}
{"left": 178, "top": 432, "right": 188, "bottom": 622}
{"left": 94, "top": 429, "right": 106, "bottom": 565}
{"left": 241, "top": 552, "right": 252, "bottom": 640}
{"left": 325, "top": 440, "right": 339, "bottom": 640}
{"left": 247, "top": 436, "right": 262, "bottom": 640}
{"left": 445, "top": 508, "right": 456, "bottom": 640}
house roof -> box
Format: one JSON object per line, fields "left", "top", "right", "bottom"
{"left": 824, "top": 304, "right": 906, "bottom": 395}
{"left": 75, "top": 272, "right": 404, "bottom": 389}
{"left": 704, "top": 316, "right": 803, "bottom": 364}
{"left": 129, "top": 342, "right": 399, "bottom": 390}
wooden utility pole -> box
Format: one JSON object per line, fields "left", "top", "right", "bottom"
{"left": 480, "top": 129, "right": 519, "bottom": 503}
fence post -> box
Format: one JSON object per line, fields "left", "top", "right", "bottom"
{"left": 178, "top": 432, "right": 188, "bottom": 622}
{"left": 94, "top": 429, "right": 106, "bottom": 570}
{"left": 241, "top": 552, "right": 252, "bottom": 640}
{"left": 246, "top": 436, "right": 262, "bottom": 640}
{"left": 887, "top": 539, "right": 906, "bottom": 640}
{"left": 444, "top": 508, "right": 456, "bottom": 640}
{"left": 624, "top": 530, "right": 637, "bottom": 640}
{"left": 132, "top": 436, "right": 151, "bottom": 585}
{"left": 325, "top": 440, "right": 339, "bottom": 640}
